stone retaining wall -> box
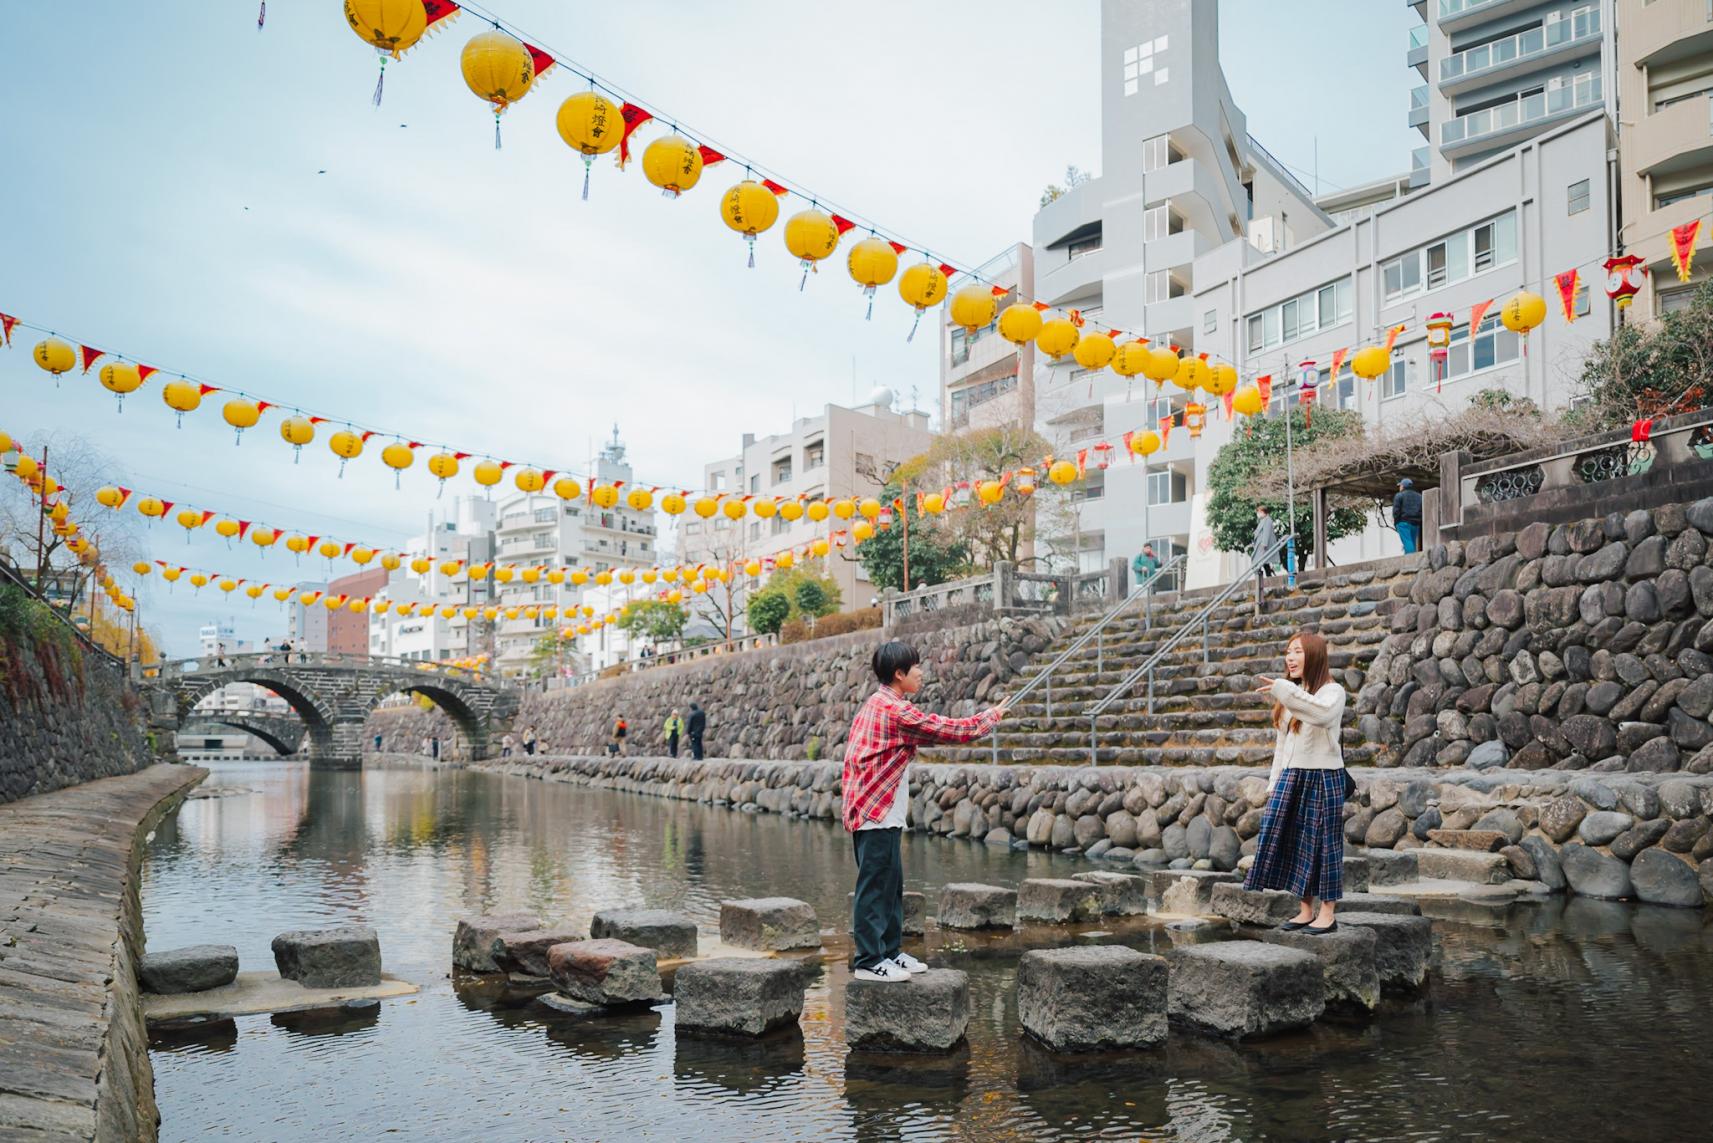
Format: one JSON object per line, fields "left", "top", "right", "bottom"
{"left": 370, "top": 613, "right": 1063, "bottom": 761}
{"left": 477, "top": 754, "right": 1713, "bottom": 906}
{"left": 0, "top": 763, "right": 206, "bottom": 1141}
{"left": 1360, "top": 500, "right": 1713, "bottom": 773}
{"left": 0, "top": 583, "right": 152, "bottom": 804}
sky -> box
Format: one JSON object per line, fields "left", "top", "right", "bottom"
{"left": 0, "top": 1, "right": 1413, "bottom": 656}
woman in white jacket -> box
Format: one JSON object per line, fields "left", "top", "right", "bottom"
{"left": 1244, "top": 631, "right": 1348, "bottom": 933}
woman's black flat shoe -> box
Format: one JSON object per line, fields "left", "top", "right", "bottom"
{"left": 1277, "top": 920, "right": 1312, "bottom": 932}
{"left": 1304, "top": 922, "right": 1339, "bottom": 935}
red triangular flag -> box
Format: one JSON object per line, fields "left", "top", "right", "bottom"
{"left": 1384, "top": 324, "right": 1407, "bottom": 353}
{"left": 342, "top": 542, "right": 356, "bottom": 557}
{"left": 236, "top": 520, "right": 252, "bottom": 540}
{"left": 761, "top": 179, "right": 788, "bottom": 196}
{"left": 524, "top": 44, "right": 556, "bottom": 81}
{"left": 79, "top": 346, "right": 104, "bottom": 373}
{"left": 421, "top": 1, "right": 460, "bottom": 30}
{"left": 1554, "top": 269, "right": 1581, "bottom": 323}
{"left": 452, "top": 451, "right": 470, "bottom": 460}
{"left": 697, "top": 145, "right": 726, "bottom": 168}
{"left": 1122, "top": 430, "right": 1135, "bottom": 461}
{"left": 1031, "top": 300, "right": 1050, "bottom": 312}
{"left": 1329, "top": 347, "right": 1348, "bottom": 380}
{"left": 938, "top": 263, "right": 957, "bottom": 280}
{"left": 158, "top": 500, "right": 175, "bottom": 516}
{"left": 198, "top": 509, "right": 217, "bottom": 525}
{"left": 0, "top": 313, "right": 16, "bottom": 347}
{"left": 1469, "top": 299, "right": 1494, "bottom": 335}
{"left": 617, "top": 103, "right": 654, "bottom": 166}
{"left": 1256, "top": 375, "right": 1273, "bottom": 407}
{"left": 197, "top": 383, "right": 219, "bottom": 395}
{"left": 1075, "top": 448, "right": 1088, "bottom": 479}
{"left": 255, "top": 400, "right": 271, "bottom": 413}
{"left": 116, "top": 486, "right": 134, "bottom": 507}
{"left": 1159, "top": 415, "right": 1173, "bottom": 447}
{"left": 830, "top": 214, "right": 857, "bottom": 235}
{"left": 1670, "top": 220, "right": 1701, "bottom": 282}
{"left": 887, "top": 241, "right": 907, "bottom": 255}
{"left": 991, "top": 285, "right": 1009, "bottom": 297}
{"left": 1221, "top": 390, "right": 1235, "bottom": 419}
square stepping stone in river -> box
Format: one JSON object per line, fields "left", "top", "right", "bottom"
{"left": 1335, "top": 893, "right": 1420, "bottom": 916}
{"left": 845, "top": 968, "right": 969, "bottom": 1052}
{"left": 547, "top": 939, "right": 662, "bottom": 1006}
{"left": 1016, "top": 879, "right": 1102, "bottom": 923}
{"left": 1017, "top": 946, "right": 1167, "bottom": 1052}
{"left": 453, "top": 913, "right": 542, "bottom": 973}
{"left": 271, "top": 926, "right": 381, "bottom": 989}
{"left": 1168, "top": 942, "right": 1324, "bottom": 1039}
{"left": 1145, "top": 869, "right": 1241, "bottom": 914}
{"left": 1338, "top": 912, "right": 1432, "bottom": 993}
{"left": 1071, "top": 871, "right": 1149, "bottom": 916}
{"left": 719, "top": 898, "right": 820, "bottom": 951}
{"left": 591, "top": 908, "right": 698, "bottom": 960}
{"left": 1261, "top": 927, "right": 1381, "bottom": 1013}
{"left": 491, "top": 925, "right": 586, "bottom": 978}
{"left": 1210, "top": 883, "right": 1300, "bottom": 926}
{"left": 847, "top": 890, "right": 927, "bottom": 936}
{"left": 140, "top": 944, "right": 240, "bottom": 994}
{"left": 674, "top": 958, "right": 806, "bottom": 1038}
{"left": 937, "top": 883, "right": 1016, "bottom": 930}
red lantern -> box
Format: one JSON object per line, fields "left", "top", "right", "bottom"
{"left": 1604, "top": 255, "right": 1647, "bottom": 309}
{"left": 1426, "top": 313, "right": 1454, "bottom": 393}
{"left": 1092, "top": 442, "right": 1114, "bottom": 471}
{"left": 1184, "top": 403, "right": 1207, "bottom": 438}
{"left": 877, "top": 505, "right": 894, "bottom": 531}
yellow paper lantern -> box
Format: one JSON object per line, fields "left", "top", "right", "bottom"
{"left": 977, "top": 480, "right": 1004, "bottom": 505}
{"left": 343, "top": 0, "right": 426, "bottom": 58}
{"left": 161, "top": 381, "right": 204, "bottom": 424}
{"left": 98, "top": 362, "right": 142, "bottom": 404}
{"left": 853, "top": 520, "right": 876, "bottom": 542}
{"left": 11, "top": 453, "right": 39, "bottom": 480}
{"left": 1073, "top": 332, "right": 1117, "bottom": 371}
{"left": 1206, "top": 363, "right": 1239, "bottom": 396}
{"left": 832, "top": 498, "right": 856, "bottom": 520}
{"left": 214, "top": 518, "right": 241, "bottom": 540}
{"left": 246, "top": 585, "right": 267, "bottom": 602}
{"left": 1036, "top": 318, "right": 1080, "bottom": 360}
{"left": 1131, "top": 430, "right": 1162, "bottom": 457}
{"left": 440, "top": 605, "right": 457, "bottom": 619}
{"left": 1501, "top": 291, "right": 1547, "bottom": 335}
{"left": 95, "top": 486, "right": 123, "bottom": 509}
{"left": 328, "top": 430, "right": 364, "bottom": 472}
{"left": 1112, "top": 339, "right": 1151, "bottom": 381}
{"left": 807, "top": 500, "right": 830, "bottom": 522}
{"left": 811, "top": 537, "right": 830, "bottom": 557}
{"left": 752, "top": 498, "right": 777, "bottom": 519}
{"left": 592, "top": 484, "right": 620, "bottom": 509}
{"left": 521, "top": 567, "right": 541, "bottom": 584}
{"left": 189, "top": 574, "right": 210, "bottom": 589}
{"left": 473, "top": 459, "right": 504, "bottom": 488}
{"left": 784, "top": 210, "right": 841, "bottom": 286}
{"left": 1048, "top": 460, "right": 1078, "bottom": 485}
{"left": 722, "top": 499, "right": 747, "bottom": 520}
{"left": 898, "top": 262, "right": 949, "bottom": 340}
{"left": 642, "top": 135, "right": 704, "bottom": 198}
{"left": 493, "top": 565, "right": 514, "bottom": 583}
{"left": 513, "top": 467, "right": 545, "bottom": 493}
{"left": 251, "top": 526, "right": 278, "bottom": 548}
{"left": 555, "top": 91, "right": 623, "bottom": 197}
{"left": 640, "top": 569, "right": 657, "bottom": 583}
{"left": 381, "top": 442, "right": 415, "bottom": 485}
{"left": 949, "top": 284, "right": 999, "bottom": 334}
{"left": 217, "top": 578, "right": 238, "bottom": 594}
{"left": 373, "top": 600, "right": 391, "bottom": 614}
{"left": 1351, "top": 346, "right": 1391, "bottom": 382}
{"left": 998, "top": 303, "right": 1044, "bottom": 345}
{"left": 280, "top": 416, "right": 315, "bottom": 459}
{"left": 595, "top": 570, "right": 613, "bottom": 586}
{"left": 626, "top": 488, "right": 654, "bottom": 511}
{"left": 847, "top": 236, "right": 900, "bottom": 317}
{"left": 162, "top": 567, "right": 183, "bottom": 583}
{"left": 33, "top": 338, "right": 75, "bottom": 378}
{"left": 132, "top": 561, "right": 152, "bottom": 576}
{"left": 351, "top": 546, "right": 376, "bottom": 565}
{"left": 381, "top": 553, "right": 401, "bottom": 570}
{"left": 222, "top": 399, "right": 261, "bottom": 443}
{"left": 320, "top": 540, "right": 344, "bottom": 560}
{"left": 287, "top": 535, "right": 311, "bottom": 555}
{"left": 467, "top": 563, "right": 490, "bottom": 580}
{"left": 666, "top": 589, "right": 683, "bottom": 604}
{"left": 136, "top": 497, "right": 167, "bottom": 519}
{"left": 779, "top": 501, "right": 803, "bottom": 522}
{"left": 439, "top": 558, "right": 461, "bottom": 576}
{"left": 570, "top": 570, "right": 590, "bottom": 586}
{"left": 923, "top": 492, "right": 946, "bottom": 514}
{"left": 461, "top": 30, "right": 535, "bottom": 145}
{"left": 660, "top": 492, "right": 687, "bottom": 515}
{"left": 1143, "top": 346, "right": 1180, "bottom": 383}
{"left": 48, "top": 501, "right": 69, "bottom": 523}
{"left": 742, "top": 560, "right": 762, "bottom": 577}
{"left": 858, "top": 498, "right": 883, "bottom": 520}
{"left": 775, "top": 552, "right": 795, "bottom": 570}
{"left": 552, "top": 475, "right": 582, "bottom": 501}
{"left": 298, "top": 590, "right": 319, "bottom": 606}
{"left": 408, "top": 555, "right": 431, "bottom": 573}
{"left": 1232, "top": 385, "right": 1264, "bottom": 417}
{"left": 720, "top": 179, "right": 781, "bottom": 265}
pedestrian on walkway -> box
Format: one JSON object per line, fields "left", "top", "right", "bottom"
{"left": 373, "top": 732, "right": 383, "bottom": 752}
{"left": 843, "top": 640, "right": 1008, "bottom": 982}
{"left": 522, "top": 725, "right": 537, "bottom": 756}
{"left": 687, "top": 702, "right": 706, "bottom": 760}
{"left": 500, "top": 732, "right": 515, "bottom": 759}
{"left": 1245, "top": 631, "right": 1349, "bottom": 934}
{"left": 215, "top": 642, "right": 227, "bottom": 668}
{"left": 430, "top": 735, "right": 440, "bottom": 761}
{"left": 1251, "top": 506, "right": 1279, "bottom": 576}
{"left": 1393, "top": 478, "right": 1423, "bottom": 554}
{"left": 1131, "top": 543, "right": 1161, "bottom": 585}
{"left": 611, "top": 716, "right": 628, "bottom": 756}
{"left": 664, "top": 709, "right": 685, "bottom": 758}
{"left": 419, "top": 736, "right": 430, "bottom": 757}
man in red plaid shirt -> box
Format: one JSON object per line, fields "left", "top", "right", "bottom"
{"left": 844, "top": 641, "right": 1006, "bottom": 982}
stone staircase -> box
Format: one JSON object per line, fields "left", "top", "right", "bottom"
{"left": 922, "top": 556, "right": 1422, "bottom": 768}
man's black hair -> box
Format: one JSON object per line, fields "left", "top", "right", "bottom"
{"left": 872, "top": 641, "right": 921, "bottom": 685}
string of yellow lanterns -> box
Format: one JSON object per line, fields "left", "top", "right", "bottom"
{"left": 2, "top": 432, "right": 137, "bottom": 613}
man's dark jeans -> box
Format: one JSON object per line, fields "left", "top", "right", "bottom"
{"left": 689, "top": 734, "right": 704, "bottom": 760}
{"left": 851, "top": 826, "right": 903, "bottom": 971}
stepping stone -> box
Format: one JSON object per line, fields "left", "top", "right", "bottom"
{"left": 1335, "top": 893, "right": 1420, "bottom": 916}
{"left": 847, "top": 890, "right": 927, "bottom": 935}
{"left": 1338, "top": 912, "right": 1432, "bottom": 993}
{"left": 1364, "top": 849, "right": 1418, "bottom": 886}
{"left": 1146, "top": 869, "right": 1241, "bottom": 913}
{"left": 491, "top": 925, "right": 587, "bottom": 978}
{"left": 674, "top": 958, "right": 806, "bottom": 1037}
{"left": 1210, "top": 883, "right": 1299, "bottom": 926}
{"left": 1017, "top": 879, "right": 1102, "bottom": 923}
{"left": 453, "top": 912, "right": 542, "bottom": 972}
{"left": 1071, "top": 871, "right": 1149, "bottom": 916}
{"left": 1168, "top": 942, "right": 1324, "bottom": 1039}
{"left": 846, "top": 968, "right": 969, "bottom": 1053}
{"left": 1426, "top": 829, "right": 1507, "bottom": 852}
{"left": 1414, "top": 849, "right": 1510, "bottom": 884}
{"left": 139, "top": 945, "right": 239, "bottom": 994}
{"left": 1262, "top": 927, "right": 1381, "bottom": 1013}
{"left": 547, "top": 938, "right": 661, "bottom": 1006}
{"left": 591, "top": 908, "right": 698, "bottom": 959}
{"left": 271, "top": 926, "right": 382, "bottom": 989}
{"left": 1017, "top": 946, "right": 1167, "bottom": 1052}
{"left": 937, "top": 883, "right": 1017, "bottom": 929}
{"left": 719, "top": 898, "right": 819, "bottom": 951}
{"left": 1342, "top": 856, "right": 1370, "bottom": 893}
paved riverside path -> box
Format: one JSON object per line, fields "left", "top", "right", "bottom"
{"left": 0, "top": 764, "right": 206, "bottom": 1142}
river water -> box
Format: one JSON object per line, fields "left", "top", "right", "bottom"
{"left": 143, "top": 759, "right": 1713, "bottom": 1142}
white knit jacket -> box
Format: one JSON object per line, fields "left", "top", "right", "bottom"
{"left": 1266, "top": 678, "right": 1347, "bottom": 791}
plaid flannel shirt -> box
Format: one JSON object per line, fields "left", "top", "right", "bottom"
{"left": 841, "top": 688, "right": 1001, "bottom": 832}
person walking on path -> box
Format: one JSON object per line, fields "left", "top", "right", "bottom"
{"left": 430, "top": 735, "right": 440, "bottom": 761}
{"left": 522, "top": 726, "right": 537, "bottom": 756}
{"left": 1244, "top": 631, "right": 1349, "bottom": 934}
{"left": 611, "top": 716, "right": 628, "bottom": 756}
{"left": 1131, "top": 543, "right": 1161, "bottom": 587}
{"left": 843, "top": 640, "right": 1008, "bottom": 982}
{"left": 687, "top": 703, "right": 706, "bottom": 760}
{"left": 1251, "top": 506, "right": 1279, "bottom": 576}
{"left": 500, "top": 733, "right": 515, "bottom": 759}
{"left": 1393, "top": 478, "right": 1423, "bottom": 554}
{"left": 664, "top": 709, "right": 685, "bottom": 758}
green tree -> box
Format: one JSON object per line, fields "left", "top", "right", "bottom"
{"left": 526, "top": 630, "right": 576, "bottom": 678}
{"left": 1206, "top": 407, "right": 1365, "bottom": 564}
{"left": 793, "top": 580, "right": 829, "bottom": 617}
{"left": 761, "top": 564, "right": 841, "bottom": 619}
{"left": 856, "top": 487, "right": 971, "bottom": 593}
{"left": 888, "top": 425, "right": 1058, "bottom": 569}
{"left": 747, "top": 590, "right": 791, "bottom": 635}
{"left": 1564, "top": 280, "right": 1713, "bottom": 433}
{"left": 617, "top": 599, "right": 687, "bottom": 647}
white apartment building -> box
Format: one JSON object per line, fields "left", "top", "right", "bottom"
{"left": 941, "top": 243, "right": 1036, "bottom": 433}
{"left": 678, "top": 391, "right": 935, "bottom": 633}
{"left": 369, "top": 496, "right": 496, "bottom": 664}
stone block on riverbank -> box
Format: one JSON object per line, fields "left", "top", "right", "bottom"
{"left": 1335, "top": 893, "right": 1421, "bottom": 915}
{"left": 847, "top": 891, "right": 927, "bottom": 936}
{"left": 846, "top": 968, "right": 969, "bottom": 1052}
{"left": 591, "top": 909, "right": 698, "bottom": 960}
{"left": 271, "top": 926, "right": 381, "bottom": 989}
{"left": 1149, "top": 869, "right": 1241, "bottom": 913}
{"left": 1016, "top": 878, "right": 1102, "bottom": 923}
{"left": 139, "top": 944, "right": 239, "bottom": 994}
{"left": 1210, "top": 884, "right": 1300, "bottom": 926}
{"left": 1168, "top": 943, "right": 1324, "bottom": 1039}
{"left": 1016, "top": 946, "right": 1167, "bottom": 1051}
{"left": 547, "top": 939, "right": 662, "bottom": 1006}
{"left": 673, "top": 958, "right": 806, "bottom": 1037}
{"left": 1414, "top": 848, "right": 1511, "bottom": 884}
{"left": 1342, "top": 856, "right": 1370, "bottom": 892}
{"left": 937, "top": 883, "right": 1017, "bottom": 929}
{"left": 1071, "top": 871, "right": 1149, "bottom": 916}
{"left": 719, "top": 898, "right": 820, "bottom": 951}
{"left": 491, "top": 925, "right": 587, "bottom": 978}
{"left": 1262, "top": 927, "right": 1381, "bottom": 1013}
{"left": 1338, "top": 913, "right": 1431, "bottom": 992}
{"left": 1364, "top": 849, "right": 1418, "bottom": 886}
{"left": 453, "top": 913, "right": 542, "bottom": 972}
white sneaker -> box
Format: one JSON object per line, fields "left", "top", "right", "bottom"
{"left": 852, "top": 959, "right": 911, "bottom": 983}
{"left": 891, "top": 952, "right": 928, "bottom": 974}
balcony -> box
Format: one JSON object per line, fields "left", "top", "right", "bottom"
{"left": 1438, "top": 8, "right": 1601, "bottom": 96}
{"left": 1409, "top": 85, "right": 1430, "bottom": 134}
{"left": 1037, "top": 245, "right": 1106, "bottom": 308}
{"left": 1437, "top": 0, "right": 1538, "bottom": 34}
{"left": 1144, "top": 228, "right": 1206, "bottom": 274}
{"left": 1627, "top": 0, "right": 1713, "bottom": 67}
{"left": 1440, "top": 73, "right": 1602, "bottom": 156}
{"left": 1410, "top": 145, "right": 1431, "bottom": 190}
{"left": 1408, "top": 23, "right": 1429, "bottom": 76}
{"left": 1628, "top": 93, "right": 1713, "bottom": 178}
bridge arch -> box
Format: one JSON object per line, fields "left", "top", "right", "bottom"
{"left": 174, "top": 672, "right": 339, "bottom": 762}
{"left": 181, "top": 716, "right": 303, "bottom": 757}
{"left": 365, "top": 679, "right": 493, "bottom": 760}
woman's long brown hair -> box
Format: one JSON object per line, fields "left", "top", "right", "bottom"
{"left": 1273, "top": 631, "right": 1332, "bottom": 734}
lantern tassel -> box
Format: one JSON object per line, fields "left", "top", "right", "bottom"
{"left": 907, "top": 310, "right": 923, "bottom": 343}
{"left": 746, "top": 235, "right": 756, "bottom": 269}
{"left": 373, "top": 58, "right": 386, "bottom": 107}
{"left": 436, "top": 480, "right": 446, "bottom": 500}
{"left": 293, "top": 447, "right": 301, "bottom": 465}
{"left": 864, "top": 286, "right": 875, "bottom": 320}
{"left": 798, "top": 261, "right": 810, "bottom": 292}
{"left": 494, "top": 112, "right": 502, "bottom": 151}
{"left": 257, "top": 1, "right": 265, "bottom": 29}
{"left": 581, "top": 158, "right": 591, "bottom": 201}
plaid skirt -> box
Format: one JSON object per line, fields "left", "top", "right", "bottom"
{"left": 1244, "top": 768, "right": 1346, "bottom": 902}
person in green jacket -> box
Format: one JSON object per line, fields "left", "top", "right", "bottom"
{"left": 1131, "top": 543, "right": 1161, "bottom": 585}
{"left": 664, "top": 709, "right": 686, "bottom": 758}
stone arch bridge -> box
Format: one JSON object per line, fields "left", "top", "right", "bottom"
{"left": 180, "top": 708, "right": 309, "bottom": 756}
{"left": 142, "top": 652, "right": 519, "bottom": 769}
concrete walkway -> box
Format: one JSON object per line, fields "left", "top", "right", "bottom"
{"left": 0, "top": 764, "right": 205, "bottom": 1142}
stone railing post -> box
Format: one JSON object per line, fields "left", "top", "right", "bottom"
{"left": 993, "top": 561, "right": 1016, "bottom": 612}
{"left": 1439, "top": 448, "right": 1469, "bottom": 537}
{"left": 1108, "top": 556, "right": 1129, "bottom": 602}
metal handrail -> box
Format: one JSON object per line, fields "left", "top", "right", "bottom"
{"left": 988, "top": 554, "right": 1186, "bottom": 764}
{"left": 1084, "top": 536, "right": 1289, "bottom": 760}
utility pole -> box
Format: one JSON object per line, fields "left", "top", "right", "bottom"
{"left": 32, "top": 445, "right": 48, "bottom": 593}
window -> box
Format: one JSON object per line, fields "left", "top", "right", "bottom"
{"left": 711, "top": 471, "right": 727, "bottom": 491}
{"left": 1384, "top": 211, "right": 1516, "bottom": 300}
{"left": 1145, "top": 392, "right": 1181, "bottom": 426}
{"left": 804, "top": 442, "right": 825, "bottom": 470}
{"left": 771, "top": 515, "right": 789, "bottom": 536}
{"left": 1381, "top": 355, "right": 1411, "bottom": 400}
{"left": 1660, "top": 288, "right": 1697, "bottom": 315}
{"left": 772, "top": 458, "right": 791, "bottom": 485}
{"left": 1123, "top": 37, "right": 1169, "bottom": 96}
{"left": 1203, "top": 309, "right": 1217, "bottom": 334}
{"left": 1445, "top": 314, "right": 1521, "bottom": 380}
{"left": 749, "top": 474, "right": 761, "bottom": 494}
{"left": 1068, "top": 236, "right": 1102, "bottom": 260}
{"left": 1143, "top": 205, "right": 1168, "bottom": 241}
{"left": 1147, "top": 470, "right": 1188, "bottom": 505}
{"left": 1567, "top": 179, "right": 1590, "bottom": 215}
{"left": 1145, "top": 270, "right": 1174, "bottom": 304}
{"left": 1142, "top": 134, "right": 1172, "bottom": 173}
{"left": 1318, "top": 363, "right": 1358, "bottom": 411}
{"left": 750, "top": 522, "right": 762, "bottom": 541}
{"left": 1244, "top": 278, "right": 1353, "bottom": 352}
